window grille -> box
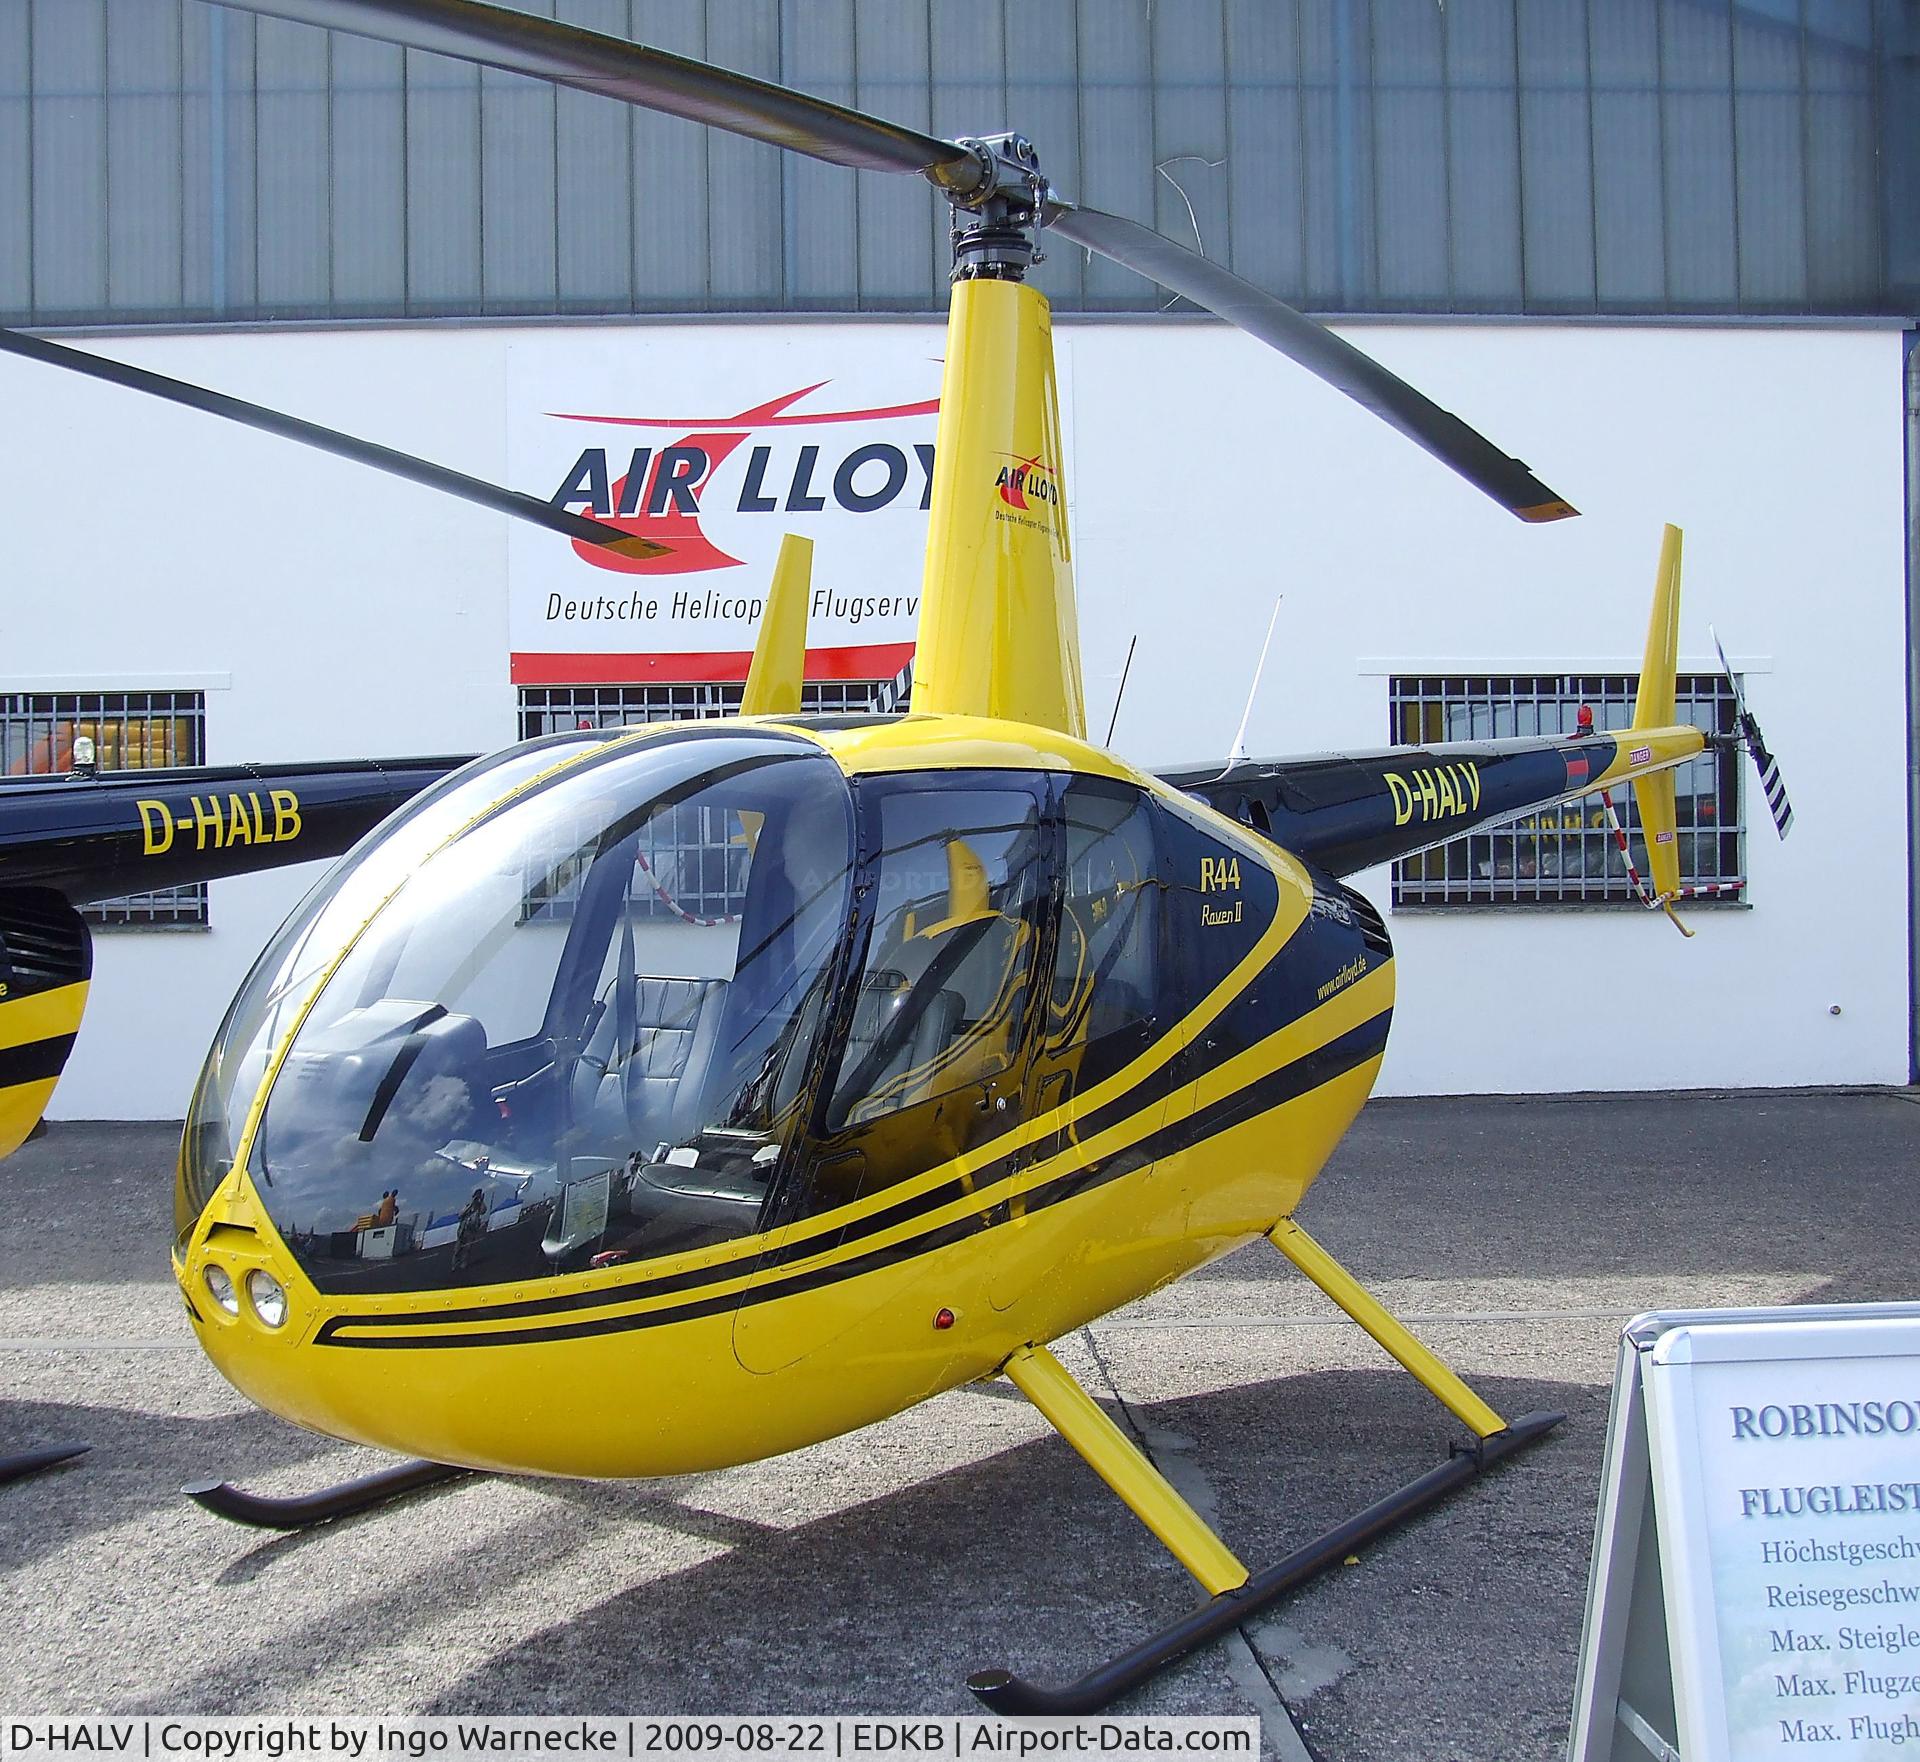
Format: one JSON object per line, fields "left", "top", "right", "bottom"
{"left": 516, "top": 680, "right": 902, "bottom": 741}
{"left": 516, "top": 679, "right": 906, "bottom": 923}
{"left": 1387, "top": 673, "right": 1742, "bottom": 909}
{"left": 0, "top": 690, "right": 209, "bottom": 927}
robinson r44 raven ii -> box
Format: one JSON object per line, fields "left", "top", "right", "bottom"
{"left": 0, "top": 0, "right": 1793, "bottom": 1711}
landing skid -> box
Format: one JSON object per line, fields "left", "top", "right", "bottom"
{"left": 184, "top": 1457, "right": 471, "bottom": 1529}
{"left": 0, "top": 1442, "right": 90, "bottom": 1485}
{"left": 969, "top": 1409, "right": 1562, "bottom": 1714}
{"left": 971, "top": 1217, "right": 1568, "bottom": 1715}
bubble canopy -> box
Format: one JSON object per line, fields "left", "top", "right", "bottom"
{"left": 179, "top": 728, "right": 856, "bottom": 1294}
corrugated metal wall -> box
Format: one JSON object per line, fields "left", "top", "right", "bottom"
{"left": 0, "top": 0, "right": 1910, "bottom": 325}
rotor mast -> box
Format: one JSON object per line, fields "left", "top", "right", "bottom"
{"left": 910, "top": 134, "right": 1089, "bottom": 739}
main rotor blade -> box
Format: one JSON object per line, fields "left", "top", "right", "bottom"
{"left": 210, "top": 0, "right": 984, "bottom": 194}
{"left": 1043, "top": 200, "right": 1577, "bottom": 523}
{"left": 0, "top": 327, "right": 668, "bottom": 560}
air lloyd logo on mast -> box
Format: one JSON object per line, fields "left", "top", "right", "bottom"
{"left": 544, "top": 381, "right": 938, "bottom": 576}
{"left": 996, "top": 452, "right": 1060, "bottom": 509}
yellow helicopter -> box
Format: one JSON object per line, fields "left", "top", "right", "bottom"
{"left": 0, "top": 0, "right": 1795, "bottom": 1712}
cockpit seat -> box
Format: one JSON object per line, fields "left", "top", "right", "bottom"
{"left": 841, "top": 973, "right": 967, "bottom": 1118}
{"left": 572, "top": 976, "right": 728, "bottom": 1154}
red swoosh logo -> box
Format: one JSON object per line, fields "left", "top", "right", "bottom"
{"left": 550, "top": 384, "right": 941, "bottom": 429}
{"left": 559, "top": 382, "right": 939, "bottom": 575}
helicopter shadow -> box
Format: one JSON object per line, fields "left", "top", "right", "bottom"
{"left": 126, "top": 1365, "right": 1597, "bottom": 1722}
{"left": 0, "top": 1386, "right": 419, "bottom": 1577}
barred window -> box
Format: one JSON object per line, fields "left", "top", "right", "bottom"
{"left": 516, "top": 679, "right": 906, "bottom": 924}
{"left": 516, "top": 680, "right": 898, "bottom": 740}
{"left": 1, "top": 690, "right": 209, "bottom": 927}
{"left": 1388, "top": 674, "right": 1742, "bottom": 908}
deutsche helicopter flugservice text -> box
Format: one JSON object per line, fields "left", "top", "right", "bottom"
{"left": 542, "top": 589, "right": 920, "bottom": 628}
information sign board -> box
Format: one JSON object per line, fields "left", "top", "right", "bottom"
{"left": 1570, "top": 1303, "right": 1920, "bottom": 1762}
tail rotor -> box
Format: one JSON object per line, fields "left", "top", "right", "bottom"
{"left": 1711, "top": 627, "right": 1793, "bottom": 840}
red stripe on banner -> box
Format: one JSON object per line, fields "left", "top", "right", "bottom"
{"left": 511, "top": 642, "right": 916, "bottom": 687}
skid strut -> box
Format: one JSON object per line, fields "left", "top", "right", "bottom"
{"left": 970, "top": 1219, "right": 1564, "bottom": 1714}
{"left": 969, "top": 1410, "right": 1561, "bottom": 1714}
{"left": 184, "top": 1458, "right": 471, "bottom": 1529}
{"left": 0, "top": 1442, "right": 90, "bottom": 1485}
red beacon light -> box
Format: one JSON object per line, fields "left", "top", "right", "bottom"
{"left": 1574, "top": 704, "right": 1595, "bottom": 735}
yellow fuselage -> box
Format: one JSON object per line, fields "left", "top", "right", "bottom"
{"left": 173, "top": 717, "right": 1392, "bottom": 1478}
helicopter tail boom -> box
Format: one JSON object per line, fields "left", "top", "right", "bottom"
{"left": 1161, "top": 524, "right": 1712, "bottom": 915}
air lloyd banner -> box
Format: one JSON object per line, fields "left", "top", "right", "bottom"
{"left": 505, "top": 328, "right": 1056, "bottom": 688}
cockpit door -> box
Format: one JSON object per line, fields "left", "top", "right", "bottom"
{"left": 988, "top": 774, "right": 1179, "bottom": 1311}
{"left": 733, "top": 772, "right": 1058, "bottom": 1374}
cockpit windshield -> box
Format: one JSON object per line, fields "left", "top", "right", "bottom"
{"left": 174, "top": 734, "right": 602, "bottom": 1243}
{"left": 186, "top": 729, "right": 854, "bottom": 1294}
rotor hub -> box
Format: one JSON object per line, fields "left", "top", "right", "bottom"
{"left": 949, "top": 133, "right": 1046, "bottom": 281}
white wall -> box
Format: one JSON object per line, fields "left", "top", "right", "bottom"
{"left": 0, "top": 316, "right": 1906, "bottom": 1115}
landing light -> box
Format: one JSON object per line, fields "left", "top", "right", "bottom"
{"left": 203, "top": 1265, "right": 239, "bottom": 1316}
{"left": 246, "top": 1269, "right": 288, "bottom": 1329}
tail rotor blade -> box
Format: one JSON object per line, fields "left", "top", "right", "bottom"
{"left": 870, "top": 658, "right": 915, "bottom": 716}
{"left": 1711, "top": 626, "right": 1793, "bottom": 840}
{"left": 1041, "top": 198, "right": 1576, "bottom": 524}
{"left": 1752, "top": 737, "right": 1793, "bottom": 839}
{"left": 0, "top": 326, "right": 668, "bottom": 561}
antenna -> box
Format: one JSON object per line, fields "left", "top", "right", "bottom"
{"left": 1104, "top": 635, "right": 1138, "bottom": 746}
{"left": 1227, "top": 595, "right": 1284, "bottom": 769}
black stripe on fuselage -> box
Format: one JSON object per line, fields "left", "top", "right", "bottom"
{"left": 312, "top": 1007, "right": 1391, "bottom": 1350}
{"left": 0, "top": 1033, "right": 77, "bottom": 1089}
{"left": 310, "top": 921, "right": 1354, "bottom": 1337}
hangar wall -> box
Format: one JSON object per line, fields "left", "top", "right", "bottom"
{"left": 0, "top": 315, "right": 1906, "bottom": 1116}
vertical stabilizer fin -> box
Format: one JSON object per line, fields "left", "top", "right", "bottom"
{"left": 914, "top": 278, "right": 1085, "bottom": 737}
{"left": 740, "top": 534, "right": 812, "bottom": 716}
{"left": 1630, "top": 524, "right": 1684, "bottom": 905}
